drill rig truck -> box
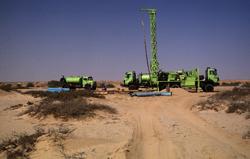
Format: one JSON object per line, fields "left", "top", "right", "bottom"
{"left": 122, "top": 9, "right": 220, "bottom": 92}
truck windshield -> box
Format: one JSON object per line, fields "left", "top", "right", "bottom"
{"left": 210, "top": 70, "right": 217, "bottom": 75}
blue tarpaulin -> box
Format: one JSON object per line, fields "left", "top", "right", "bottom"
{"left": 47, "top": 87, "right": 70, "bottom": 93}
{"left": 131, "top": 91, "right": 172, "bottom": 97}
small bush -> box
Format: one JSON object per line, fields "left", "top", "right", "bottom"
{"left": 106, "top": 83, "right": 115, "bottom": 88}
{"left": 194, "top": 87, "right": 250, "bottom": 116}
{"left": 221, "top": 82, "right": 240, "bottom": 86}
{"left": 242, "top": 82, "right": 250, "bottom": 88}
{"left": 23, "top": 90, "right": 114, "bottom": 120}
{"left": 26, "top": 82, "right": 34, "bottom": 88}
{"left": 48, "top": 80, "right": 62, "bottom": 88}
{"left": 212, "top": 87, "right": 250, "bottom": 101}
{"left": 0, "top": 83, "right": 32, "bottom": 91}
{"left": 0, "top": 128, "right": 45, "bottom": 159}
{"left": 23, "top": 98, "right": 117, "bottom": 120}
{"left": 24, "top": 90, "right": 105, "bottom": 100}
{"left": 226, "top": 101, "right": 250, "bottom": 114}
{"left": 48, "top": 125, "right": 74, "bottom": 142}
{"left": 27, "top": 101, "right": 33, "bottom": 105}
{"left": 0, "top": 84, "right": 13, "bottom": 92}
{"left": 16, "top": 84, "right": 25, "bottom": 89}
{"left": 97, "top": 82, "right": 115, "bottom": 88}
{"left": 4, "top": 104, "right": 23, "bottom": 111}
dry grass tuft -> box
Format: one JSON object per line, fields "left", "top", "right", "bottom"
{"left": 4, "top": 104, "right": 24, "bottom": 111}
{"left": 0, "top": 128, "right": 45, "bottom": 159}
{"left": 0, "top": 125, "right": 76, "bottom": 159}
{"left": 47, "top": 125, "right": 74, "bottom": 142}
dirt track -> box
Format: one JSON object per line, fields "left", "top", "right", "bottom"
{"left": 121, "top": 89, "right": 250, "bottom": 159}
{"left": 0, "top": 88, "right": 249, "bottom": 159}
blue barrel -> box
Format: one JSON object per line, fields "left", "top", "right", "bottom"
{"left": 47, "top": 87, "right": 70, "bottom": 93}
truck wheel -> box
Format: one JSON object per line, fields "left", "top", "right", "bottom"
{"left": 128, "top": 85, "right": 138, "bottom": 90}
{"left": 91, "top": 83, "right": 97, "bottom": 90}
{"left": 85, "top": 84, "right": 91, "bottom": 90}
{"left": 171, "top": 84, "right": 179, "bottom": 88}
{"left": 205, "top": 84, "right": 214, "bottom": 92}
{"left": 201, "top": 86, "right": 206, "bottom": 92}
{"left": 60, "top": 78, "right": 68, "bottom": 88}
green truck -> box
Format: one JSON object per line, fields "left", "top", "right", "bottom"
{"left": 122, "top": 67, "right": 220, "bottom": 92}
{"left": 122, "top": 9, "right": 220, "bottom": 92}
{"left": 158, "top": 67, "right": 219, "bottom": 92}
{"left": 60, "top": 75, "right": 96, "bottom": 90}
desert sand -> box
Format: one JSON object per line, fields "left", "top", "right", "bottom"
{"left": 0, "top": 87, "right": 249, "bottom": 159}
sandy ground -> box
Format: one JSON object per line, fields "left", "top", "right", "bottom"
{"left": 0, "top": 87, "right": 249, "bottom": 159}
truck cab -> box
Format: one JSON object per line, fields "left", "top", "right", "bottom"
{"left": 123, "top": 71, "right": 137, "bottom": 89}
{"left": 205, "top": 67, "right": 219, "bottom": 85}
{"left": 200, "top": 67, "right": 220, "bottom": 92}
{"left": 82, "top": 76, "right": 96, "bottom": 90}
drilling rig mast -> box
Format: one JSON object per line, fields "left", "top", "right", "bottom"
{"left": 141, "top": 8, "right": 159, "bottom": 85}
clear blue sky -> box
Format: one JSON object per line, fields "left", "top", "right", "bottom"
{"left": 0, "top": 0, "right": 250, "bottom": 81}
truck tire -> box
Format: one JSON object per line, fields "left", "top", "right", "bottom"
{"left": 128, "top": 85, "right": 138, "bottom": 90}
{"left": 91, "top": 82, "right": 97, "bottom": 90}
{"left": 205, "top": 84, "right": 214, "bottom": 92}
{"left": 85, "top": 84, "right": 91, "bottom": 90}
{"left": 60, "top": 78, "right": 68, "bottom": 88}
{"left": 171, "top": 84, "right": 179, "bottom": 88}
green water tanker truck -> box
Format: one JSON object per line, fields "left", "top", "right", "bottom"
{"left": 60, "top": 75, "right": 96, "bottom": 90}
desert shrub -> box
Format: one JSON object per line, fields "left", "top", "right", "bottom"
{"left": 194, "top": 87, "right": 250, "bottom": 116}
{"left": 23, "top": 90, "right": 114, "bottom": 120}
{"left": 26, "top": 82, "right": 34, "bottom": 88}
{"left": 0, "top": 128, "right": 45, "bottom": 159}
{"left": 48, "top": 125, "right": 74, "bottom": 142}
{"left": 16, "top": 84, "right": 26, "bottom": 89}
{"left": 242, "top": 82, "right": 250, "bottom": 88}
{"left": 27, "top": 101, "right": 33, "bottom": 105}
{"left": 97, "top": 82, "right": 115, "bottom": 88}
{"left": 226, "top": 101, "right": 250, "bottom": 114}
{"left": 46, "top": 125, "right": 84, "bottom": 158}
{"left": 48, "top": 80, "right": 62, "bottom": 88}
{"left": 221, "top": 82, "right": 240, "bottom": 86}
{"left": 4, "top": 104, "right": 23, "bottom": 111}
{"left": 23, "top": 98, "right": 117, "bottom": 120}
{"left": 0, "top": 84, "right": 13, "bottom": 92}
{"left": 0, "top": 83, "right": 32, "bottom": 91}
{"left": 24, "top": 90, "right": 104, "bottom": 100}
{"left": 106, "top": 83, "right": 115, "bottom": 88}
{"left": 212, "top": 87, "right": 250, "bottom": 100}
